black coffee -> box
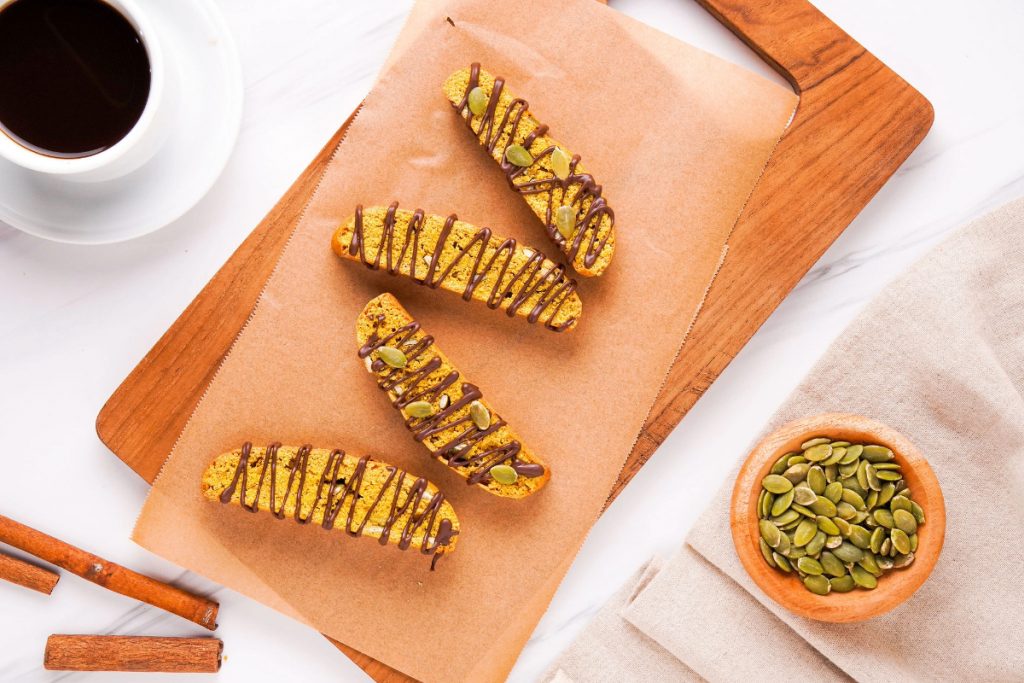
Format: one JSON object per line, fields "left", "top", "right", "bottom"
{"left": 0, "top": 0, "right": 151, "bottom": 158}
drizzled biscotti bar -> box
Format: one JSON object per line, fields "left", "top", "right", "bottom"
{"left": 332, "top": 203, "right": 582, "bottom": 332}
{"left": 357, "top": 293, "right": 550, "bottom": 498}
{"left": 444, "top": 63, "right": 616, "bottom": 277}
{"left": 201, "top": 442, "right": 459, "bottom": 568}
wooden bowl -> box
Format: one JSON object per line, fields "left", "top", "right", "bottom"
{"left": 731, "top": 413, "right": 945, "bottom": 622}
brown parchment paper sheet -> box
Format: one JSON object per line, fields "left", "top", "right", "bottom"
{"left": 133, "top": 1, "right": 797, "bottom": 681}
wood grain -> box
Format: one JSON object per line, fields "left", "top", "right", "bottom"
{"left": 95, "top": 1, "right": 932, "bottom": 680}
{"left": 0, "top": 551, "right": 59, "bottom": 595}
{"left": 730, "top": 413, "right": 945, "bottom": 622}
{"left": 44, "top": 635, "right": 223, "bottom": 673}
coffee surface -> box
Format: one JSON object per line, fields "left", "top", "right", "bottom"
{"left": 0, "top": 0, "right": 151, "bottom": 158}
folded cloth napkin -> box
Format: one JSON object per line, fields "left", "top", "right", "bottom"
{"left": 545, "top": 197, "right": 1024, "bottom": 682}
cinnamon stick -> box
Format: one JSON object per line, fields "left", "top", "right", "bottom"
{"left": 0, "top": 551, "right": 59, "bottom": 595}
{"left": 0, "top": 514, "right": 218, "bottom": 629}
{"left": 44, "top": 635, "right": 223, "bottom": 673}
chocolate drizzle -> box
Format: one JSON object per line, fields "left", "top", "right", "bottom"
{"left": 453, "top": 63, "right": 614, "bottom": 271}
{"left": 358, "top": 314, "right": 546, "bottom": 486}
{"left": 218, "top": 442, "right": 456, "bottom": 569}
{"left": 348, "top": 203, "right": 578, "bottom": 332}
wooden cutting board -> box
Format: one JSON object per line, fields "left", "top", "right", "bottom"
{"left": 96, "top": 0, "right": 932, "bottom": 680}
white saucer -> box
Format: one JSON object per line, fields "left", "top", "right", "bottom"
{"left": 0, "top": 0, "right": 243, "bottom": 245}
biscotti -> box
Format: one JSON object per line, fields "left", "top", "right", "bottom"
{"left": 333, "top": 204, "right": 581, "bottom": 332}
{"left": 201, "top": 442, "right": 459, "bottom": 567}
{"left": 357, "top": 293, "right": 550, "bottom": 498}
{"left": 444, "top": 63, "right": 616, "bottom": 277}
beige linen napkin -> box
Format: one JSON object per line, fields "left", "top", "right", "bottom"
{"left": 546, "top": 198, "right": 1024, "bottom": 682}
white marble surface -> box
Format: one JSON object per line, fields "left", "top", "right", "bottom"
{"left": 2, "top": 1, "right": 1022, "bottom": 681}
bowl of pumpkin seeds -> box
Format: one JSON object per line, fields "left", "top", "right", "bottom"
{"left": 731, "top": 413, "right": 945, "bottom": 622}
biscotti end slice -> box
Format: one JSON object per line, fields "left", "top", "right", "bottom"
{"left": 332, "top": 204, "right": 581, "bottom": 332}
{"left": 202, "top": 443, "right": 459, "bottom": 564}
{"left": 444, "top": 64, "right": 616, "bottom": 277}
{"left": 356, "top": 293, "right": 550, "bottom": 499}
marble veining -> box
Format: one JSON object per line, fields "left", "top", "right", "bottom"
{"left": 2, "top": 1, "right": 1022, "bottom": 681}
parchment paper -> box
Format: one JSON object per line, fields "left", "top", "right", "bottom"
{"left": 133, "top": 1, "right": 797, "bottom": 681}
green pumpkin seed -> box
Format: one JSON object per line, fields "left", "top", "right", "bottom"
{"left": 842, "top": 477, "right": 868, "bottom": 498}
{"left": 910, "top": 533, "right": 919, "bottom": 552}
{"left": 505, "top": 144, "right": 534, "bottom": 167}
{"left": 820, "top": 551, "right": 846, "bottom": 577}
{"left": 377, "top": 345, "right": 407, "bottom": 369}
{"left": 809, "top": 497, "right": 837, "bottom": 517}
{"left": 869, "top": 527, "right": 886, "bottom": 554}
{"left": 806, "top": 531, "right": 827, "bottom": 556}
{"left": 848, "top": 525, "right": 872, "bottom": 549}
{"left": 762, "top": 474, "right": 794, "bottom": 494}
{"left": 793, "top": 486, "right": 817, "bottom": 505}
{"left": 830, "top": 441, "right": 851, "bottom": 448}
{"left": 759, "top": 538, "right": 777, "bottom": 567}
{"left": 856, "top": 460, "right": 870, "bottom": 490}
{"left": 774, "top": 553, "right": 793, "bottom": 571}
{"left": 872, "top": 462, "right": 902, "bottom": 471}
{"left": 783, "top": 463, "right": 811, "bottom": 484}
{"left": 858, "top": 551, "right": 882, "bottom": 577}
{"left": 797, "top": 557, "right": 824, "bottom": 575}
{"left": 467, "top": 86, "right": 488, "bottom": 116}
{"left": 779, "top": 519, "right": 802, "bottom": 531}
{"left": 866, "top": 464, "right": 882, "bottom": 491}
{"left": 807, "top": 466, "right": 826, "bottom": 494}
{"left": 550, "top": 147, "right": 571, "bottom": 180}
{"left": 759, "top": 491, "right": 773, "bottom": 518}
{"left": 770, "top": 454, "right": 792, "bottom": 475}
{"left": 825, "top": 535, "right": 843, "bottom": 549}
{"left": 785, "top": 543, "right": 803, "bottom": 558}
{"left": 823, "top": 447, "right": 847, "bottom": 466}
{"left": 816, "top": 516, "right": 841, "bottom": 536}
{"left": 787, "top": 455, "right": 807, "bottom": 466}
{"left": 891, "top": 528, "right": 912, "bottom": 554}
{"left": 775, "top": 533, "right": 791, "bottom": 555}
{"left": 770, "top": 489, "right": 794, "bottom": 516}
{"left": 890, "top": 495, "right": 913, "bottom": 512}
{"left": 876, "top": 469, "right": 902, "bottom": 481}
{"left": 876, "top": 555, "right": 894, "bottom": 570}
{"left": 791, "top": 503, "right": 816, "bottom": 518}
{"left": 832, "top": 517, "right": 853, "bottom": 537}
{"left": 833, "top": 542, "right": 864, "bottom": 563}
{"left": 893, "top": 509, "right": 918, "bottom": 534}
{"left": 851, "top": 510, "right": 870, "bottom": 524}
{"left": 405, "top": 400, "right": 434, "bottom": 418}
{"left": 873, "top": 509, "right": 895, "bottom": 528}
{"left": 824, "top": 464, "right": 840, "bottom": 483}
{"left": 824, "top": 481, "right": 844, "bottom": 503}
{"left": 490, "top": 464, "right": 518, "bottom": 485}
{"left": 836, "top": 502, "right": 857, "bottom": 520}
{"left": 794, "top": 519, "right": 818, "bottom": 547}
{"left": 880, "top": 538, "right": 892, "bottom": 556}
{"left": 850, "top": 565, "right": 878, "bottom": 589}
{"left": 865, "top": 490, "right": 879, "bottom": 510}
{"left": 801, "top": 437, "right": 830, "bottom": 449}
{"left": 804, "top": 574, "right": 831, "bottom": 595}
{"left": 830, "top": 575, "right": 856, "bottom": 592}
{"left": 804, "top": 443, "right": 833, "bottom": 462}
{"left": 556, "top": 205, "right": 576, "bottom": 239}
{"left": 893, "top": 552, "right": 915, "bottom": 568}
{"left": 911, "top": 501, "right": 926, "bottom": 524}
{"left": 772, "top": 510, "right": 800, "bottom": 526}
{"left": 862, "top": 444, "right": 894, "bottom": 462}
{"left": 877, "top": 483, "right": 897, "bottom": 507}
{"left": 839, "top": 461, "right": 861, "bottom": 478}
{"left": 470, "top": 400, "right": 491, "bottom": 430}
{"left": 840, "top": 444, "right": 863, "bottom": 463}
{"left": 841, "top": 489, "right": 867, "bottom": 509}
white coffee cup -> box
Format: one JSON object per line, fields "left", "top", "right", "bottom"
{"left": 0, "top": 0, "right": 173, "bottom": 183}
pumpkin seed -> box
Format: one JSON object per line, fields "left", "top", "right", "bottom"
{"left": 467, "top": 86, "right": 488, "bottom": 116}
{"left": 880, "top": 538, "right": 892, "bottom": 556}
{"left": 823, "top": 447, "right": 847, "bottom": 466}
{"left": 470, "top": 400, "right": 491, "bottom": 430}
{"left": 858, "top": 551, "right": 882, "bottom": 576}
{"left": 783, "top": 463, "right": 811, "bottom": 484}
{"left": 787, "top": 455, "right": 807, "bottom": 466}
{"left": 866, "top": 464, "right": 882, "bottom": 491}
{"left": 438, "top": 394, "right": 451, "bottom": 410}
{"left": 775, "top": 533, "right": 791, "bottom": 555}
{"left": 910, "top": 533, "right": 919, "bottom": 552}
{"left": 877, "top": 483, "right": 897, "bottom": 507}
{"left": 910, "top": 501, "right": 926, "bottom": 524}
{"left": 873, "top": 509, "right": 895, "bottom": 528}
{"left": 840, "top": 444, "right": 863, "bottom": 463}
{"left": 869, "top": 527, "right": 886, "bottom": 554}
{"left": 830, "top": 575, "right": 856, "bottom": 592}
{"left": 825, "top": 535, "right": 843, "bottom": 549}
{"left": 551, "top": 147, "right": 571, "bottom": 180}
{"left": 490, "top": 464, "right": 518, "bottom": 485}
{"left": 831, "top": 441, "right": 851, "bottom": 448}
{"left": 807, "top": 466, "right": 826, "bottom": 494}
{"left": 850, "top": 565, "right": 878, "bottom": 589}
{"left": 797, "top": 557, "right": 824, "bottom": 575}
{"left": 843, "top": 477, "right": 868, "bottom": 498}
{"left": 804, "top": 574, "right": 831, "bottom": 595}
{"left": 405, "top": 400, "right": 434, "bottom": 418}
{"left": 839, "top": 461, "right": 861, "bottom": 478}
{"left": 890, "top": 495, "right": 913, "bottom": 512}
{"left": 505, "top": 144, "right": 534, "bottom": 167}
{"left": 893, "top": 509, "right": 918, "bottom": 534}
{"left": 772, "top": 510, "right": 800, "bottom": 526}
{"left": 836, "top": 502, "right": 857, "bottom": 520}
{"left": 759, "top": 491, "right": 773, "bottom": 518}
{"left": 759, "top": 538, "right": 777, "bottom": 567}
{"left": 876, "top": 469, "right": 902, "bottom": 481}
{"left": 851, "top": 510, "right": 869, "bottom": 524}
{"left": 793, "top": 486, "right": 818, "bottom": 505}
{"left": 794, "top": 519, "right": 818, "bottom": 547}
{"left": 774, "top": 553, "right": 793, "bottom": 571}
{"left": 770, "top": 454, "right": 791, "bottom": 475}
{"left": 891, "top": 528, "right": 912, "bottom": 554}
{"left": 877, "top": 555, "right": 894, "bottom": 570}
{"left": 791, "top": 503, "right": 816, "bottom": 518}
{"left": 816, "top": 516, "right": 840, "bottom": 536}
{"left": 806, "top": 531, "right": 827, "bottom": 556}
{"left": 762, "top": 474, "right": 793, "bottom": 494}
{"left": 865, "top": 490, "right": 879, "bottom": 510}
{"left": 893, "top": 552, "right": 915, "bottom": 568}
{"left": 771, "top": 489, "right": 795, "bottom": 516}
{"left": 832, "top": 517, "right": 853, "bottom": 537}
{"left": 377, "top": 345, "right": 408, "bottom": 369}
{"left": 809, "top": 497, "right": 837, "bottom": 517}
{"left": 824, "top": 481, "right": 844, "bottom": 503}
{"left": 801, "top": 437, "right": 830, "bottom": 449}
{"left": 862, "top": 444, "right": 894, "bottom": 462}
{"left": 820, "top": 551, "right": 846, "bottom": 577}
{"left": 824, "top": 464, "right": 839, "bottom": 482}
{"left": 804, "top": 443, "right": 833, "bottom": 462}
{"left": 841, "top": 489, "right": 867, "bottom": 509}
{"left": 833, "top": 542, "right": 864, "bottom": 563}
{"left": 848, "top": 525, "right": 872, "bottom": 549}
{"left": 856, "top": 460, "right": 870, "bottom": 490}
{"left": 873, "top": 462, "right": 902, "bottom": 470}
{"left": 556, "top": 205, "right": 576, "bottom": 239}
{"left": 785, "top": 542, "right": 802, "bottom": 558}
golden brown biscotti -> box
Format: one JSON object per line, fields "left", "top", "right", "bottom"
{"left": 333, "top": 204, "right": 581, "bottom": 332}
{"left": 357, "top": 293, "right": 550, "bottom": 499}
{"left": 443, "top": 63, "right": 616, "bottom": 277}
{"left": 201, "top": 443, "right": 459, "bottom": 566}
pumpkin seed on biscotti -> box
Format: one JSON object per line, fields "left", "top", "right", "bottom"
{"left": 406, "top": 401, "right": 434, "bottom": 418}
{"left": 551, "top": 147, "right": 571, "bottom": 180}
{"left": 470, "top": 400, "right": 491, "bottom": 430}
{"left": 377, "top": 345, "right": 407, "bottom": 369}
{"left": 467, "top": 86, "right": 488, "bottom": 116}
{"left": 505, "top": 144, "right": 534, "bottom": 167}
{"left": 804, "top": 575, "right": 831, "bottom": 595}
{"left": 556, "top": 205, "right": 576, "bottom": 239}
{"left": 762, "top": 474, "right": 794, "bottom": 494}
{"left": 489, "top": 464, "right": 518, "bottom": 485}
